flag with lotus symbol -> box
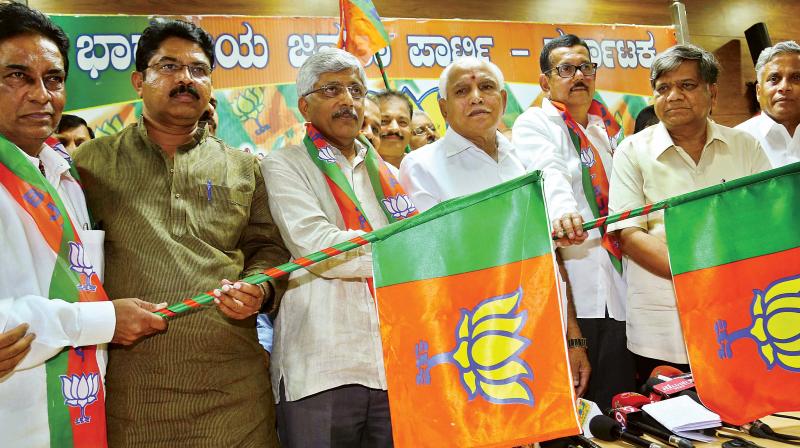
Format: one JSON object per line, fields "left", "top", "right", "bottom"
{"left": 665, "top": 162, "right": 800, "bottom": 425}
{"left": 372, "top": 172, "right": 580, "bottom": 447}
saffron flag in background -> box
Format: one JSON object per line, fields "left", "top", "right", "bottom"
{"left": 372, "top": 173, "right": 580, "bottom": 448}
{"left": 665, "top": 162, "right": 800, "bottom": 425}
{"left": 337, "top": 0, "right": 391, "bottom": 64}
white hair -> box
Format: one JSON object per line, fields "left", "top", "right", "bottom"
{"left": 755, "top": 41, "right": 800, "bottom": 79}
{"left": 437, "top": 57, "right": 505, "bottom": 99}
{"left": 296, "top": 47, "right": 367, "bottom": 97}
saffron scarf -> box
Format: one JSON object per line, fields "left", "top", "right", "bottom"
{"left": 0, "top": 135, "right": 108, "bottom": 447}
{"left": 550, "top": 99, "right": 624, "bottom": 273}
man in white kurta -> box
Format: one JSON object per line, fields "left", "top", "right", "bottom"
{"left": 0, "top": 4, "right": 166, "bottom": 446}
{"left": 512, "top": 34, "right": 633, "bottom": 407}
{"left": 736, "top": 41, "right": 800, "bottom": 168}
{"left": 608, "top": 45, "right": 771, "bottom": 375}
{"left": 400, "top": 56, "right": 592, "bottom": 398}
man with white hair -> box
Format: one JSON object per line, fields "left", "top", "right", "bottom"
{"left": 399, "top": 56, "right": 592, "bottom": 398}
{"left": 262, "top": 48, "right": 416, "bottom": 447}
{"left": 736, "top": 40, "right": 800, "bottom": 167}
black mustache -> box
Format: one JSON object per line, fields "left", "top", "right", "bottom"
{"left": 333, "top": 108, "right": 357, "bottom": 119}
{"left": 571, "top": 82, "right": 588, "bottom": 90}
{"left": 169, "top": 84, "right": 200, "bottom": 100}
{"left": 381, "top": 131, "right": 403, "bottom": 138}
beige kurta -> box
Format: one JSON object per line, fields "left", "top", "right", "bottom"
{"left": 74, "top": 118, "right": 289, "bottom": 447}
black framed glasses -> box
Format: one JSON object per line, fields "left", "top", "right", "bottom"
{"left": 147, "top": 61, "right": 212, "bottom": 79}
{"left": 411, "top": 124, "right": 436, "bottom": 136}
{"left": 549, "top": 62, "right": 598, "bottom": 78}
{"left": 303, "top": 83, "right": 366, "bottom": 100}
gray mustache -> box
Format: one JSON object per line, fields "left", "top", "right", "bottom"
{"left": 333, "top": 108, "right": 358, "bottom": 119}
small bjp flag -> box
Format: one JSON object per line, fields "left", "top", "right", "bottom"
{"left": 337, "top": 0, "right": 390, "bottom": 64}
{"left": 372, "top": 173, "right": 580, "bottom": 447}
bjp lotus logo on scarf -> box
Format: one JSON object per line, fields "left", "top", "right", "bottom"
{"left": 580, "top": 147, "right": 595, "bottom": 168}
{"left": 415, "top": 287, "right": 535, "bottom": 406}
{"left": 382, "top": 194, "right": 416, "bottom": 219}
{"left": 68, "top": 241, "right": 97, "bottom": 292}
{"left": 60, "top": 373, "right": 101, "bottom": 425}
{"left": 715, "top": 274, "right": 800, "bottom": 372}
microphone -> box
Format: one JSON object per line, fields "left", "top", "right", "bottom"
{"left": 590, "top": 415, "right": 666, "bottom": 448}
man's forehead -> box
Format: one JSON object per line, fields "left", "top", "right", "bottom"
{"left": 765, "top": 54, "right": 800, "bottom": 72}
{"left": 316, "top": 68, "right": 360, "bottom": 85}
{"left": 550, "top": 45, "right": 591, "bottom": 64}
{"left": 0, "top": 34, "right": 64, "bottom": 71}
{"left": 655, "top": 60, "right": 702, "bottom": 84}
{"left": 448, "top": 65, "right": 498, "bottom": 87}
{"left": 149, "top": 37, "right": 210, "bottom": 64}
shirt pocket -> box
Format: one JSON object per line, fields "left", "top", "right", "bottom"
{"left": 190, "top": 183, "right": 252, "bottom": 251}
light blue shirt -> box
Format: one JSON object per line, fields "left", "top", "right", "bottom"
{"left": 256, "top": 313, "right": 273, "bottom": 353}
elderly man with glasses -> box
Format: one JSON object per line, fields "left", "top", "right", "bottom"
{"left": 74, "top": 19, "right": 289, "bottom": 447}
{"left": 261, "top": 47, "right": 416, "bottom": 447}
{"left": 511, "top": 34, "right": 633, "bottom": 409}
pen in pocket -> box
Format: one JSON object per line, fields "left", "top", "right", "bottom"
{"left": 206, "top": 180, "right": 212, "bottom": 202}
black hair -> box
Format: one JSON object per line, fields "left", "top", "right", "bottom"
{"left": 374, "top": 90, "right": 413, "bottom": 119}
{"left": 539, "top": 34, "right": 591, "bottom": 75}
{"left": 0, "top": 3, "right": 71, "bottom": 78}
{"left": 135, "top": 18, "right": 215, "bottom": 72}
{"left": 634, "top": 105, "right": 659, "bottom": 134}
{"left": 57, "top": 114, "right": 95, "bottom": 139}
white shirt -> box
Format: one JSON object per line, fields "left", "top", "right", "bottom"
{"left": 399, "top": 128, "right": 527, "bottom": 210}
{"left": 735, "top": 113, "right": 797, "bottom": 168}
{"left": 1, "top": 143, "right": 114, "bottom": 448}
{"left": 512, "top": 99, "right": 626, "bottom": 321}
{"left": 262, "top": 140, "right": 389, "bottom": 402}
{"left": 608, "top": 121, "right": 771, "bottom": 363}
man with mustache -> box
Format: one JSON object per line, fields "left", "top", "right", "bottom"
{"left": 736, "top": 41, "right": 800, "bottom": 167}
{"left": 511, "top": 34, "right": 632, "bottom": 408}
{"left": 262, "top": 48, "right": 416, "bottom": 447}
{"left": 608, "top": 44, "right": 770, "bottom": 377}
{"left": 409, "top": 109, "right": 440, "bottom": 150}
{"left": 399, "top": 56, "right": 591, "bottom": 399}
{"left": 74, "top": 19, "right": 289, "bottom": 447}
{"left": 376, "top": 90, "right": 413, "bottom": 167}
{"left": 0, "top": 4, "right": 167, "bottom": 446}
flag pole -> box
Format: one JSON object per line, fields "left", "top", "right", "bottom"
{"left": 374, "top": 51, "right": 391, "bottom": 90}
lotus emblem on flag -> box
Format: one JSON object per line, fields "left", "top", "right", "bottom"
{"left": 68, "top": 241, "right": 97, "bottom": 292}
{"left": 381, "top": 194, "right": 417, "bottom": 219}
{"left": 580, "top": 147, "right": 595, "bottom": 168}
{"left": 318, "top": 145, "right": 338, "bottom": 164}
{"left": 715, "top": 274, "right": 800, "bottom": 372}
{"left": 415, "top": 287, "right": 534, "bottom": 406}
{"left": 60, "top": 373, "right": 100, "bottom": 425}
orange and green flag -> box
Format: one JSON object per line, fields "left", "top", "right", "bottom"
{"left": 337, "top": 0, "right": 390, "bottom": 64}
{"left": 372, "top": 173, "right": 580, "bottom": 447}
{"left": 665, "top": 162, "right": 800, "bottom": 425}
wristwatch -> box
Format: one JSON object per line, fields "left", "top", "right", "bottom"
{"left": 567, "top": 338, "right": 588, "bottom": 349}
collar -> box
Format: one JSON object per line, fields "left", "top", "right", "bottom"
{"left": 649, "top": 119, "right": 729, "bottom": 158}
{"left": 756, "top": 112, "right": 796, "bottom": 140}
{"left": 442, "top": 127, "right": 513, "bottom": 160}
{"left": 136, "top": 114, "right": 208, "bottom": 152}
{"left": 542, "top": 97, "right": 604, "bottom": 129}
{"left": 22, "top": 142, "right": 71, "bottom": 184}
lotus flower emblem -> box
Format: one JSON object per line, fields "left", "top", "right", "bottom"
{"left": 580, "top": 147, "right": 595, "bottom": 168}
{"left": 381, "top": 194, "right": 417, "bottom": 220}
{"left": 68, "top": 241, "right": 97, "bottom": 292}
{"left": 60, "top": 373, "right": 100, "bottom": 425}
{"left": 317, "top": 145, "right": 338, "bottom": 164}
{"left": 415, "top": 287, "right": 535, "bottom": 406}
{"left": 231, "top": 87, "right": 270, "bottom": 134}
{"left": 715, "top": 274, "right": 800, "bottom": 372}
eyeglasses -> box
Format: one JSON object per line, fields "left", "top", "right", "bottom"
{"left": 147, "top": 61, "right": 212, "bottom": 79}
{"left": 303, "top": 83, "right": 366, "bottom": 100}
{"left": 411, "top": 124, "right": 436, "bottom": 136}
{"left": 548, "top": 62, "right": 598, "bottom": 78}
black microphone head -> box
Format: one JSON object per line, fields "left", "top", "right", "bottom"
{"left": 589, "top": 415, "right": 622, "bottom": 442}
{"left": 676, "top": 389, "right": 703, "bottom": 405}
{"left": 642, "top": 377, "right": 664, "bottom": 395}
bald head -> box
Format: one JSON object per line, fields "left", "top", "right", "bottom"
{"left": 438, "top": 57, "right": 505, "bottom": 99}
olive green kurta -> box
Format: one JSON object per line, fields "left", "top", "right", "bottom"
{"left": 74, "top": 119, "right": 289, "bottom": 447}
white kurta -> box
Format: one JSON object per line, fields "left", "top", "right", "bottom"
{"left": 0, "top": 143, "right": 114, "bottom": 448}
